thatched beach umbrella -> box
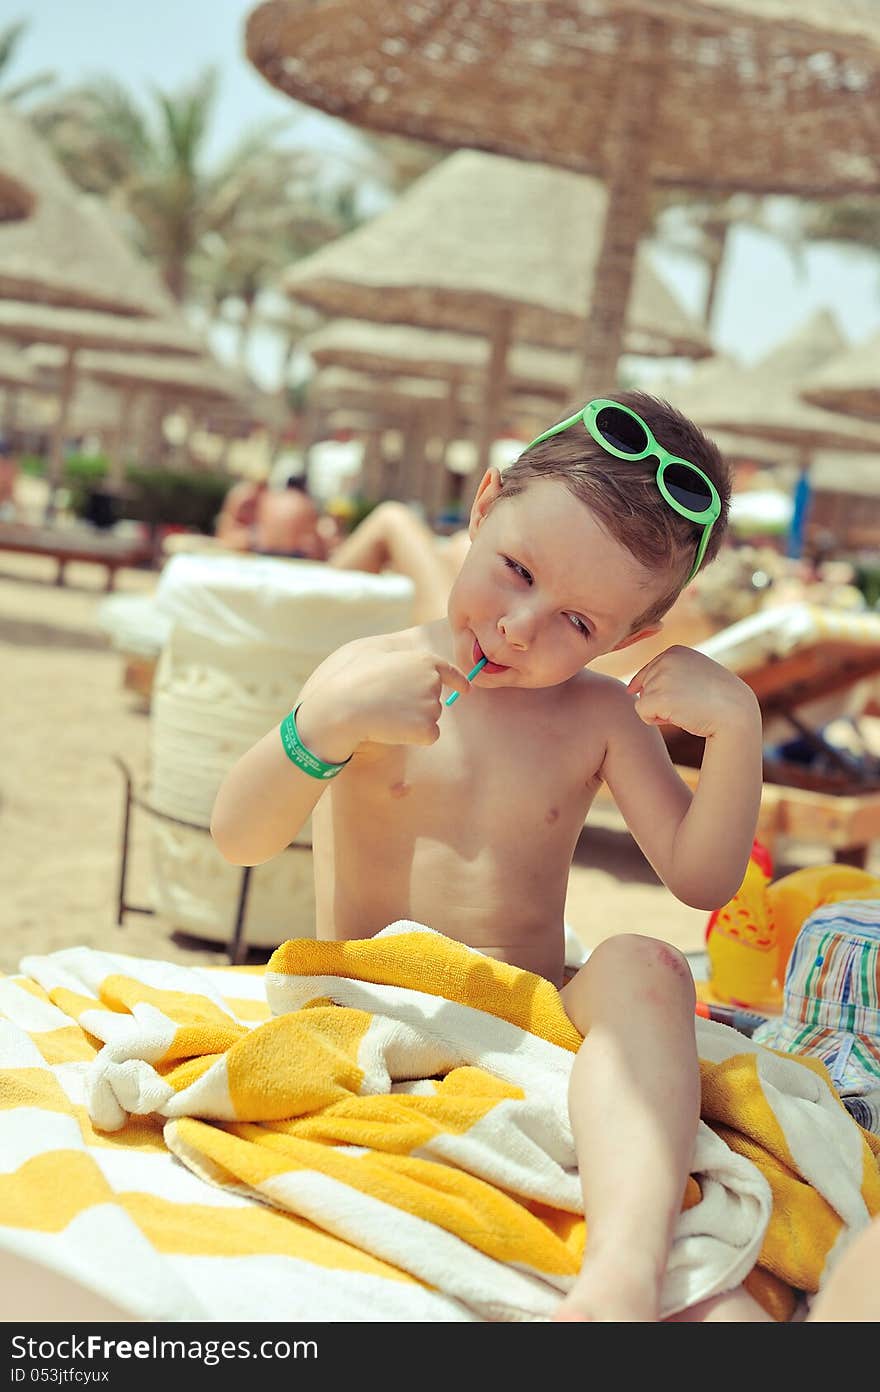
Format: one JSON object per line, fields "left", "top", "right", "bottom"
{"left": 0, "top": 341, "right": 37, "bottom": 438}
{"left": 14, "top": 376, "right": 122, "bottom": 443}
{"left": 0, "top": 342, "right": 36, "bottom": 392}
{"left": 0, "top": 173, "right": 34, "bottom": 225}
{"left": 81, "top": 351, "right": 249, "bottom": 481}
{"left": 31, "top": 345, "right": 249, "bottom": 485}
{"left": 0, "top": 106, "right": 182, "bottom": 318}
{"left": 302, "top": 317, "right": 575, "bottom": 503}
{"left": 303, "top": 318, "right": 576, "bottom": 406}
{"left": 0, "top": 301, "right": 204, "bottom": 499}
{"left": 659, "top": 312, "right": 880, "bottom": 457}
{"left": 283, "top": 150, "right": 710, "bottom": 479}
{"left": 0, "top": 106, "right": 36, "bottom": 224}
{"left": 248, "top": 0, "right": 880, "bottom": 389}
{"left": 799, "top": 332, "right": 880, "bottom": 424}
{"left": 656, "top": 310, "right": 880, "bottom": 557}
{"left": 307, "top": 363, "right": 558, "bottom": 515}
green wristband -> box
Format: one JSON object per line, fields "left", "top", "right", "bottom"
{"left": 279, "top": 705, "right": 352, "bottom": 780}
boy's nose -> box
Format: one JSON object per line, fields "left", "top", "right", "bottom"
{"left": 497, "top": 607, "right": 535, "bottom": 650}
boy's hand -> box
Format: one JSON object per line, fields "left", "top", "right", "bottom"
{"left": 626, "top": 646, "right": 760, "bottom": 741}
{"left": 299, "top": 647, "right": 472, "bottom": 756}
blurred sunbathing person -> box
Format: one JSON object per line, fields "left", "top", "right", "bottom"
{"left": 328, "top": 499, "right": 472, "bottom": 625}
{"left": 255, "top": 474, "right": 339, "bottom": 561}
{"left": 215, "top": 473, "right": 340, "bottom": 561}
{"left": 210, "top": 391, "right": 782, "bottom": 1321}
{"left": 213, "top": 474, "right": 268, "bottom": 551}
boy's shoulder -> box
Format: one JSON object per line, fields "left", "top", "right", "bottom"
{"left": 571, "top": 665, "right": 634, "bottom": 706}
{"left": 566, "top": 666, "right": 644, "bottom": 740}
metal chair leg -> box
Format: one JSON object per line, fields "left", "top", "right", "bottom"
{"left": 229, "top": 866, "right": 253, "bottom": 965}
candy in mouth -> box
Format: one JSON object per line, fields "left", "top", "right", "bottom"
{"left": 473, "top": 637, "right": 508, "bottom": 674}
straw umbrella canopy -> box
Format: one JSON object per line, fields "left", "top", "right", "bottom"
{"left": 29, "top": 343, "right": 249, "bottom": 484}
{"left": 657, "top": 312, "right": 880, "bottom": 458}
{"left": 0, "top": 106, "right": 183, "bottom": 318}
{"left": 79, "top": 351, "right": 250, "bottom": 480}
{"left": 0, "top": 341, "right": 36, "bottom": 392}
{"left": 0, "top": 172, "right": 34, "bottom": 225}
{"left": 248, "top": 0, "right": 880, "bottom": 390}
{"left": 0, "top": 301, "right": 205, "bottom": 496}
{"left": 798, "top": 332, "right": 880, "bottom": 424}
{"left": 309, "top": 363, "right": 558, "bottom": 426}
{"left": 0, "top": 107, "right": 36, "bottom": 224}
{"left": 307, "top": 364, "right": 558, "bottom": 514}
{"left": 655, "top": 310, "right": 880, "bottom": 556}
{"left": 14, "top": 376, "right": 123, "bottom": 442}
{"left": 283, "top": 150, "right": 710, "bottom": 478}
{"left": 0, "top": 341, "right": 37, "bottom": 438}
{"left": 302, "top": 318, "right": 577, "bottom": 405}
{"left": 0, "top": 112, "right": 213, "bottom": 508}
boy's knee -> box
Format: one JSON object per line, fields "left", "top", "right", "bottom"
{"left": 587, "top": 933, "right": 692, "bottom": 983}
{"left": 565, "top": 935, "right": 694, "bottom": 1015}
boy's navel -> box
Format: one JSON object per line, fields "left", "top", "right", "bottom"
{"left": 389, "top": 780, "right": 411, "bottom": 799}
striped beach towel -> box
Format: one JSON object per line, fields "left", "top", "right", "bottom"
{"left": 1, "top": 922, "right": 878, "bottom": 1322}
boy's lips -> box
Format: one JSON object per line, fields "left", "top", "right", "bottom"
{"left": 473, "top": 637, "right": 508, "bottom": 674}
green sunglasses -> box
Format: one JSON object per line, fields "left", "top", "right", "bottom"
{"left": 524, "top": 398, "right": 722, "bottom": 584}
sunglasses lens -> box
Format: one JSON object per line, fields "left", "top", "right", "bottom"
{"left": 663, "top": 462, "right": 713, "bottom": 514}
{"left": 595, "top": 406, "right": 649, "bottom": 455}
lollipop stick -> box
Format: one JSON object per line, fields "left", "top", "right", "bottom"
{"left": 445, "top": 655, "right": 488, "bottom": 707}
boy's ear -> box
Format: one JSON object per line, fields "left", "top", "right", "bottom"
{"left": 610, "top": 621, "right": 663, "bottom": 654}
{"left": 468, "top": 466, "right": 504, "bottom": 537}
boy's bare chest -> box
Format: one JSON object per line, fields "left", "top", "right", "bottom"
{"left": 344, "top": 696, "right": 603, "bottom": 839}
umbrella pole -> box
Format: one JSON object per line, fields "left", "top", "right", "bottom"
{"left": 2, "top": 387, "right": 18, "bottom": 437}
{"left": 403, "top": 406, "right": 430, "bottom": 510}
{"left": 299, "top": 394, "right": 321, "bottom": 483}
{"left": 44, "top": 344, "right": 78, "bottom": 525}
{"left": 359, "top": 426, "right": 385, "bottom": 501}
{"left": 108, "top": 384, "right": 136, "bottom": 490}
{"left": 579, "top": 16, "right": 666, "bottom": 393}
{"left": 424, "top": 379, "right": 460, "bottom": 524}
{"left": 474, "top": 308, "right": 512, "bottom": 498}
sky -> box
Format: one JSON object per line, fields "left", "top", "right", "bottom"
{"left": 9, "top": 1, "right": 880, "bottom": 390}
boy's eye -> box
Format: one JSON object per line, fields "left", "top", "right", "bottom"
{"left": 503, "top": 555, "right": 532, "bottom": 583}
{"left": 567, "top": 613, "right": 593, "bottom": 640}
{"left": 503, "top": 556, "right": 593, "bottom": 639}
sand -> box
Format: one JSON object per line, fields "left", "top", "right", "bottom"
{"left": 1, "top": 543, "right": 716, "bottom": 979}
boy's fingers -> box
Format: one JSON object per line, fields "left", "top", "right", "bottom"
{"left": 436, "top": 659, "right": 471, "bottom": 698}
{"left": 627, "top": 653, "right": 665, "bottom": 695}
{"left": 626, "top": 666, "right": 651, "bottom": 695}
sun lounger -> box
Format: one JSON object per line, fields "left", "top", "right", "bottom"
{"left": 0, "top": 520, "right": 153, "bottom": 590}
{"left": 594, "top": 602, "right": 880, "bottom": 866}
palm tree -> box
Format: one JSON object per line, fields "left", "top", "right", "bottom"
{"left": 789, "top": 195, "right": 880, "bottom": 273}
{"left": 30, "top": 68, "right": 372, "bottom": 309}
{"left": 650, "top": 190, "right": 795, "bottom": 334}
{"left": 0, "top": 19, "right": 55, "bottom": 105}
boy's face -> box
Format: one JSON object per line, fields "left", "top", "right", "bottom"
{"left": 446, "top": 469, "right": 672, "bottom": 691}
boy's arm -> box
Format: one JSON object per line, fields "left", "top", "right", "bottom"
{"left": 598, "top": 648, "right": 763, "bottom": 910}
{"left": 209, "top": 639, "right": 367, "bottom": 867}
{"left": 210, "top": 635, "right": 472, "bottom": 867}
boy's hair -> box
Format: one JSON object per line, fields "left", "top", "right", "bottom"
{"left": 498, "top": 389, "right": 731, "bottom": 631}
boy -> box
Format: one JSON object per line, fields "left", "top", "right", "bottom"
{"left": 211, "top": 391, "right": 765, "bottom": 1321}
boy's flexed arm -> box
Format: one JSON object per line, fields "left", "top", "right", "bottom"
{"left": 599, "top": 646, "right": 763, "bottom": 910}
{"left": 210, "top": 635, "right": 470, "bottom": 866}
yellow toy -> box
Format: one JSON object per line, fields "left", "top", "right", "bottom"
{"left": 705, "top": 839, "right": 880, "bottom": 1011}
